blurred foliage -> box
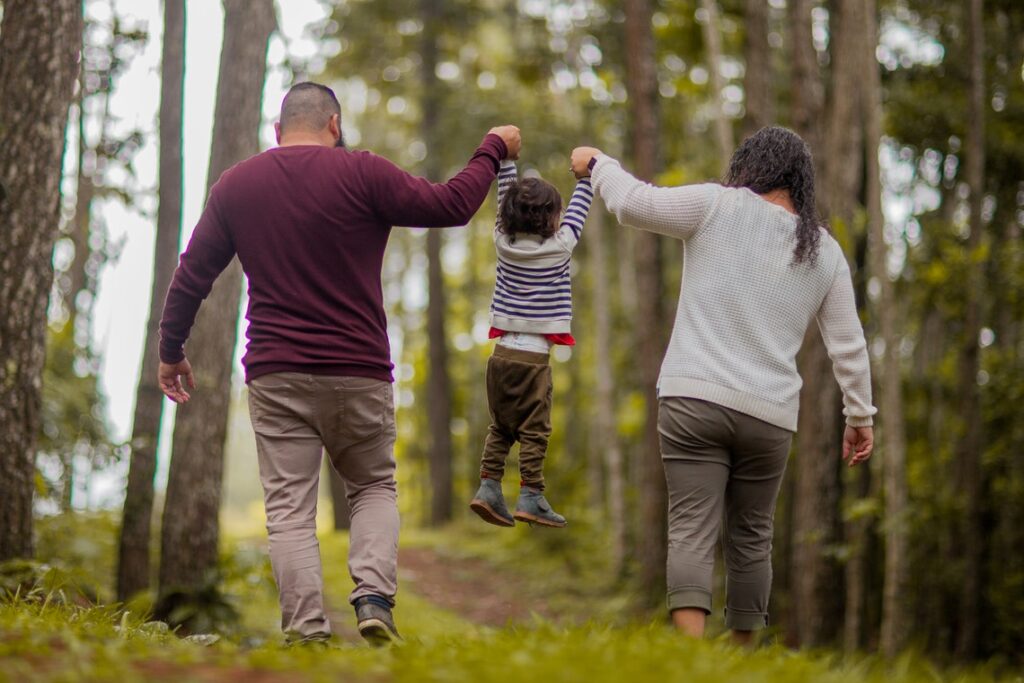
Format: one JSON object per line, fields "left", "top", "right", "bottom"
{"left": 37, "top": 324, "right": 122, "bottom": 512}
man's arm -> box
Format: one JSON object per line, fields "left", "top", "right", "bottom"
{"left": 370, "top": 128, "right": 519, "bottom": 228}
{"left": 157, "top": 189, "right": 236, "bottom": 401}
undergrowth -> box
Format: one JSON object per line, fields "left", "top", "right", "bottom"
{"left": 0, "top": 513, "right": 1018, "bottom": 682}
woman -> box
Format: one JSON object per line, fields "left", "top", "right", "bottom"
{"left": 570, "top": 126, "right": 875, "bottom": 643}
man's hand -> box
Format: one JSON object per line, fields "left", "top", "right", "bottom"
{"left": 842, "top": 425, "right": 874, "bottom": 467}
{"left": 159, "top": 359, "right": 196, "bottom": 404}
{"left": 488, "top": 125, "right": 521, "bottom": 160}
{"left": 571, "top": 146, "right": 602, "bottom": 178}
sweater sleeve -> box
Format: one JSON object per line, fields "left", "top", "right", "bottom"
{"left": 370, "top": 133, "right": 506, "bottom": 228}
{"left": 815, "top": 256, "right": 878, "bottom": 427}
{"left": 590, "top": 155, "right": 721, "bottom": 240}
{"left": 556, "top": 177, "right": 593, "bottom": 248}
{"left": 158, "top": 188, "right": 236, "bottom": 364}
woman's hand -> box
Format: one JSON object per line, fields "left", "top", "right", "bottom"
{"left": 570, "top": 146, "right": 602, "bottom": 178}
{"left": 159, "top": 358, "right": 196, "bottom": 404}
{"left": 842, "top": 425, "right": 874, "bottom": 467}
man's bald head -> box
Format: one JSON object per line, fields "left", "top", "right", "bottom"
{"left": 278, "top": 82, "right": 341, "bottom": 136}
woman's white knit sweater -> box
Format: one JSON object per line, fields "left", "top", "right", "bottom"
{"left": 590, "top": 155, "right": 876, "bottom": 431}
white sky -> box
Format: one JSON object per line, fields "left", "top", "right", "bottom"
{"left": 91, "top": 0, "right": 328, "bottom": 442}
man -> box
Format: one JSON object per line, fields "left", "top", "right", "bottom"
{"left": 158, "top": 81, "right": 521, "bottom": 645}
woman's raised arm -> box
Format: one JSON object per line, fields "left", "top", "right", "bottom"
{"left": 571, "top": 148, "right": 722, "bottom": 240}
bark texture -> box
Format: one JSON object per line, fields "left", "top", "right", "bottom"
{"left": 742, "top": 0, "right": 774, "bottom": 138}
{"left": 699, "top": 0, "right": 734, "bottom": 173}
{"left": 328, "top": 465, "right": 351, "bottom": 530}
{"left": 0, "top": 0, "right": 82, "bottom": 562}
{"left": 420, "top": 0, "right": 454, "bottom": 526}
{"left": 790, "top": 0, "right": 866, "bottom": 648}
{"left": 118, "top": 0, "right": 186, "bottom": 601}
{"left": 158, "top": 0, "right": 275, "bottom": 595}
{"left": 624, "top": 0, "right": 666, "bottom": 606}
{"left": 863, "top": 0, "right": 910, "bottom": 658}
{"left": 956, "top": 0, "right": 986, "bottom": 658}
{"left": 590, "top": 207, "right": 626, "bottom": 575}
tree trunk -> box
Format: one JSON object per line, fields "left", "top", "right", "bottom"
{"left": 786, "top": 0, "right": 825, "bottom": 648}
{"left": 788, "top": 0, "right": 823, "bottom": 150}
{"left": 956, "top": 0, "right": 986, "bottom": 658}
{"left": 861, "top": 0, "right": 910, "bottom": 657}
{"left": 117, "top": 0, "right": 186, "bottom": 601}
{"left": 65, "top": 70, "right": 96, "bottom": 329}
{"left": 624, "top": 0, "right": 666, "bottom": 607}
{"left": 791, "top": 0, "right": 866, "bottom": 648}
{"left": 591, "top": 206, "right": 627, "bottom": 576}
{"left": 741, "top": 0, "right": 774, "bottom": 138}
{"left": 420, "top": 0, "right": 453, "bottom": 526}
{"left": 843, "top": 463, "right": 871, "bottom": 651}
{"left": 0, "top": 0, "right": 82, "bottom": 562}
{"left": 327, "top": 464, "right": 351, "bottom": 530}
{"left": 699, "top": 0, "right": 734, "bottom": 174}
{"left": 157, "top": 0, "right": 275, "bottom": 595}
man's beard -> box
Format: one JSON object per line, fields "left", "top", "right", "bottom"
{"left": 334, "top": 132, "right": 346, "bottom": 148}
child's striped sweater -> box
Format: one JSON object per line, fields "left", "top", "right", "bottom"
{"left": 488, "top": 160, "right": 593, "bottom": 336}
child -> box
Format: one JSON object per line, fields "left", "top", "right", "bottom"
{"left": 469, "top": 159, "right": 593, "bottom": 528}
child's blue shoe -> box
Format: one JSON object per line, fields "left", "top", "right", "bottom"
{"left": 470, "top": 478, "right": 515, "bottom": 527}
{"left": 513, "top": 486, "right": 566, "bottom": 528}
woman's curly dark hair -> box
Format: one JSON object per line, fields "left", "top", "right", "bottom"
{"left": 725, "top": 126, "right": 824, "bottom": 265}
{"left": 497, "top": 177, "right": 562, "bottom": 241}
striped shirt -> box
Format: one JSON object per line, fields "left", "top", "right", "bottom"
{"left": 488, "top": 160, "right": 593, "bottom": 335}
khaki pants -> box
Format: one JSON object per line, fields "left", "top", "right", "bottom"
{"left": 659, "top": 397, "right": 793, "bottom": 631}
{"left": 248, "top": 372, "right": 398, "bottom": 642}
{"left": 479, "top": 345, "right": 553, "bottom": 489}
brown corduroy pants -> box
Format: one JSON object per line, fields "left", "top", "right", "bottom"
{"left": 479, "top": 345, "right": 553, "bottom": 489}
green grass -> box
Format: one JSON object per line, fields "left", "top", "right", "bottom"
{"left": 0, "top": 515, "right": 1018, "bottom": 682}
{"left": 0, "top": 597, "right": 1016, "bottom": 683}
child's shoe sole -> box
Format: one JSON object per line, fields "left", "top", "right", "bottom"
{"left": 469, "top": 499, "right": 515, "bottom": 527}
{"left": 512, "top": 511, "right": 567, "bottom": 528}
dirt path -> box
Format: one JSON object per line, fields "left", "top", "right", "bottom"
{"left": 326, "top": 545, "right": 557, "bottom": 641}
{"left": 398, "top": 546, "right": 556, "bottom": 627}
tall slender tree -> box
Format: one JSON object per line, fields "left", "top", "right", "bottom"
{"left": 421, "top": 0, "right": 454, "bottom": 526}
{"left": 956, "top": 0, "right": 986, "bottom": 658}
{"left": 699, "top": 0, "right": 734, "bottom": 173}
{"left": 0, "top": 0, "right": 83, "bottom": 561}
{"left": 327, "top": 465, "right": 351, "bottom": 531}
{"left": 741, "top": 0, "right": 774, "bottom": 138}
{"left": 789, "top": 0, "right": 867, "bottom": 648}
{"left": 158, "top": 0, "right": 275, "bottom": 596}
{"left": 590, "top": 205, "right": 627, "bottom": 575}
{"left": 862, "top": 0, "right": 910, "bottom": 657}
{"left": 118, "top": 0, "right": 186, "bottom": 601}
{"left": 623, "top": 0, "right": 666, "bottom": 605}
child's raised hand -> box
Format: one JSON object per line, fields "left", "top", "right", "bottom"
{"left": 488, "top": 125, "right": 522, "bottom": 160}
{"left": 570, "top": 146, "right": 602, "bottom": 178}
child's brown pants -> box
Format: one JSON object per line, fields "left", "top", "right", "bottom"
{"left": 479, "top": 345, "right": 553, "bottom": 490}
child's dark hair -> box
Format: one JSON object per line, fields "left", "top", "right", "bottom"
{"left": 498, "top": 178, "right": 562, "bottom": 240}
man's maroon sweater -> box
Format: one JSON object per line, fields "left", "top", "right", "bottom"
{"left": 159, "top": 133, "right": 507, "bottom": 383}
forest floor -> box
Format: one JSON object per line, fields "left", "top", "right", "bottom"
{"left": 0, "top": 515, "right": 1019, "bottom": 683}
